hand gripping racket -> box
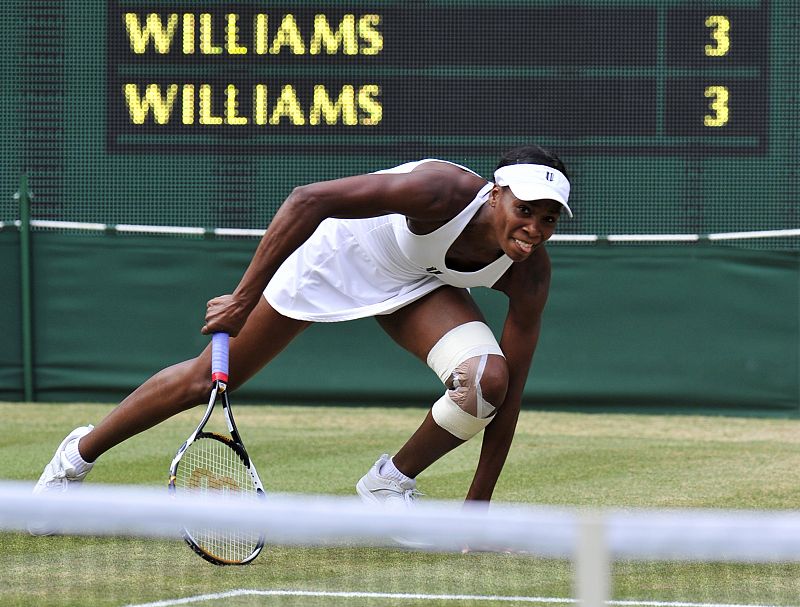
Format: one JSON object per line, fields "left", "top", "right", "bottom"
{"left": 168, "top": 332, "right": 266, "bottom": 565}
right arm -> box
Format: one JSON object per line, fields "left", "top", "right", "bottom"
{"left": 202, "top": 164, "right": 485, "bottom": 335}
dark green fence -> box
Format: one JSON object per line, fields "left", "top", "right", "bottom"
{"left": 3, "top": 229, "right": 797, "bottom": 411}
{"left": 3, "top": 1, "right": 799, "bottom": 411}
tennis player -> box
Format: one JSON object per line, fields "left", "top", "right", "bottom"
{"left": 33, "top": 144, "right": 571, "bottom": 511}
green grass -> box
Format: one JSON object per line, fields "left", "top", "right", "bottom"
{"left": 3, "top": 403, "right": 800, "bottom": 606}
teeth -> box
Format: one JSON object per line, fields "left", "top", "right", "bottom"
{"left": 514, "top": 239, "right": 533, "bottom": 252}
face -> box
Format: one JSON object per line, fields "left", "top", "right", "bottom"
{"left": 490, "top": 186, "right": 562, "bottom": 261}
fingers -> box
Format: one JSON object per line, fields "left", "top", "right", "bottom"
{"left": 203, "top": 295, "right": 227, "bottom": 324}
{"left": 202, "top": 294, "right": 243, "bottom": 336}
{"left": 201, "top": 324, "right": 239, "bottom": 336}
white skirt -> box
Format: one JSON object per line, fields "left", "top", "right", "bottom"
{"left": 264, "top": 216, "right": 445, "bottom": 322}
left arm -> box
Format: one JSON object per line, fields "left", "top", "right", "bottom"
{"left": 464, "top": 248, "right": 551, "bottom": 502}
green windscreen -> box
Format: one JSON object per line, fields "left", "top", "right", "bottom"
{"left": 1, "top": 1, "right": 797, "bottom": 244}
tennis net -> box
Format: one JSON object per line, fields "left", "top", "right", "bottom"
{"left": 4, "top": 481, "right": 800, "bottom": 607}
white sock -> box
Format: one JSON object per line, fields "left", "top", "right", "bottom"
{"left": 64, "top": 438, "right": 94, "bottom": 475}
{"left": 379, "top": 457, "right": 414, "bottom": 483}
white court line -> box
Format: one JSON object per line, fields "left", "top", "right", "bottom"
{"left": 123, "top": 589, "right": 796, "bottom": 607}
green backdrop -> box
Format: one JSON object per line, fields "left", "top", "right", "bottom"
{"left": 2, "top": 1, "right": 799, "bottom": 412}
{"left": 3, "top": 231, "right": 797, "bottom": 412}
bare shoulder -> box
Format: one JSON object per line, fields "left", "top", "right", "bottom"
{"left": 404, "top": 161, "right": 488, "bottom": 224}
{"left": 493, "top": 246, "right": 552, "bottom": 314}
{"left": 290, "top": 160, "right": 486, "bottom": 223}
{"left": 409, "top": 160, "right": 483, "bottom": 183}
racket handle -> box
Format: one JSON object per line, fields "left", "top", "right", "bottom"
{"left": 211, "top": 332, "right": 230, "bottom": 383}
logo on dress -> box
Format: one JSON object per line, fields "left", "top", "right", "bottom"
{"left": 426, "top": 266, "right": 443, "bottom": 275}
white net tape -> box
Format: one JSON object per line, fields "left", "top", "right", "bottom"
{"left": 3, "top": 219, "right": 800, "bottom": 243}
{"left": 4, "top": 481, "right": 800, "bottom": 563}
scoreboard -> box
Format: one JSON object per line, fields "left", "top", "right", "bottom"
{"left": 107, "top": 3, "right": 769, "bottom": 154}
{"left": 5, "top": 0, "right": 797, "bottom": 240}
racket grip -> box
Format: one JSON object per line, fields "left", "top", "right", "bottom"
{"left": 211, "top": 332, "right": 230, "bottom": 383}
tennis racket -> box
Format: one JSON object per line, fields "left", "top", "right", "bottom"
{"left": 168, "top": 332, "right": 266, "bottom": 565}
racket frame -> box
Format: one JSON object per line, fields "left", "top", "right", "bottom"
{"left": 167, "top": 334, "right": 265, "bottom": 566}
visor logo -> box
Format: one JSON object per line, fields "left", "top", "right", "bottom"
{"left": 545, "top": 172, "right": 554, "bottom": 181}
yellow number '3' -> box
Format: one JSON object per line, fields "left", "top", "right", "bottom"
{"left": 704, "top": 86, "right": 729, "bottom": 127}
{"left": 705, "top": 15, "right": 731, "bottom": 57}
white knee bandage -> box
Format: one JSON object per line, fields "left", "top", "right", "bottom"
{"left": 426, "top": 322, "right": 503, "bottom": 383}
{"left": 427, "top": 322, "right": 504, "bottom": 441}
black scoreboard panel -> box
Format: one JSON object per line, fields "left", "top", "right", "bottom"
{"left": 106, "top": 4, "right": 768, "bottom": 153}
{"left": 5, "top": 0, "right": 797, "bottom": 240}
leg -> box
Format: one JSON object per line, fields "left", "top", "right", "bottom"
{"left": 79, "top": 298, "right": 310, "bottom": 461}
{"left": 30, "top": 298, "right": 309, "bottom": 533}
{"left": 375, "top": 287, "right": 508, "bottom": 478}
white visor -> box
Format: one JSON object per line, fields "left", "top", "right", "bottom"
{"left": 493, "top": 164, "right": 572, "bottom": 217}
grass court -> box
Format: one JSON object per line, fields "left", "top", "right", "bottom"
{"left": 3, "top": 402, "right": 800, "bottom": 606}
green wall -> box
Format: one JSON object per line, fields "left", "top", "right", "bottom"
{"left": 3, "top": 2, "right": 799, "bottom": 414}
{"left": 2, "top": 231, "right": 798, "bottom": 412}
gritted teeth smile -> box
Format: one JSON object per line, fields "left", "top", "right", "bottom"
{"left": 514, "top": 238, "right": 534, "bottom": 252}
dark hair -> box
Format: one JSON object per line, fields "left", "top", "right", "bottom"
{"left": 495, "top": 145, "right": 570, "bottom": 182}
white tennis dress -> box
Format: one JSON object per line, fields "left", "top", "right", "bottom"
{"left": 264, "top": 160, "right": 514, "bottom": 322}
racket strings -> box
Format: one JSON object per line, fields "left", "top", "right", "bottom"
{"left": 176, "top": 436, "right": 261, "bottom": 563}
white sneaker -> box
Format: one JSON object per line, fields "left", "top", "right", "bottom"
{"left": 29, "top": 425, "right": 95, "bottom": 535}
{"left": 356, "top": 454, "right": 421, "bottom": 508}
{"left": 357, "top": 454, "right": 432, "bottom": 549}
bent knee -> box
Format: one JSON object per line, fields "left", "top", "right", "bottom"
{"left": 476, "top": 355, "right": 509, "bottom": 408}
{"left": 426, "top": 322, "right": 509, "bottom": 441}
{"left": 447, "top": 354, "right": 508, "bottom": 416}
